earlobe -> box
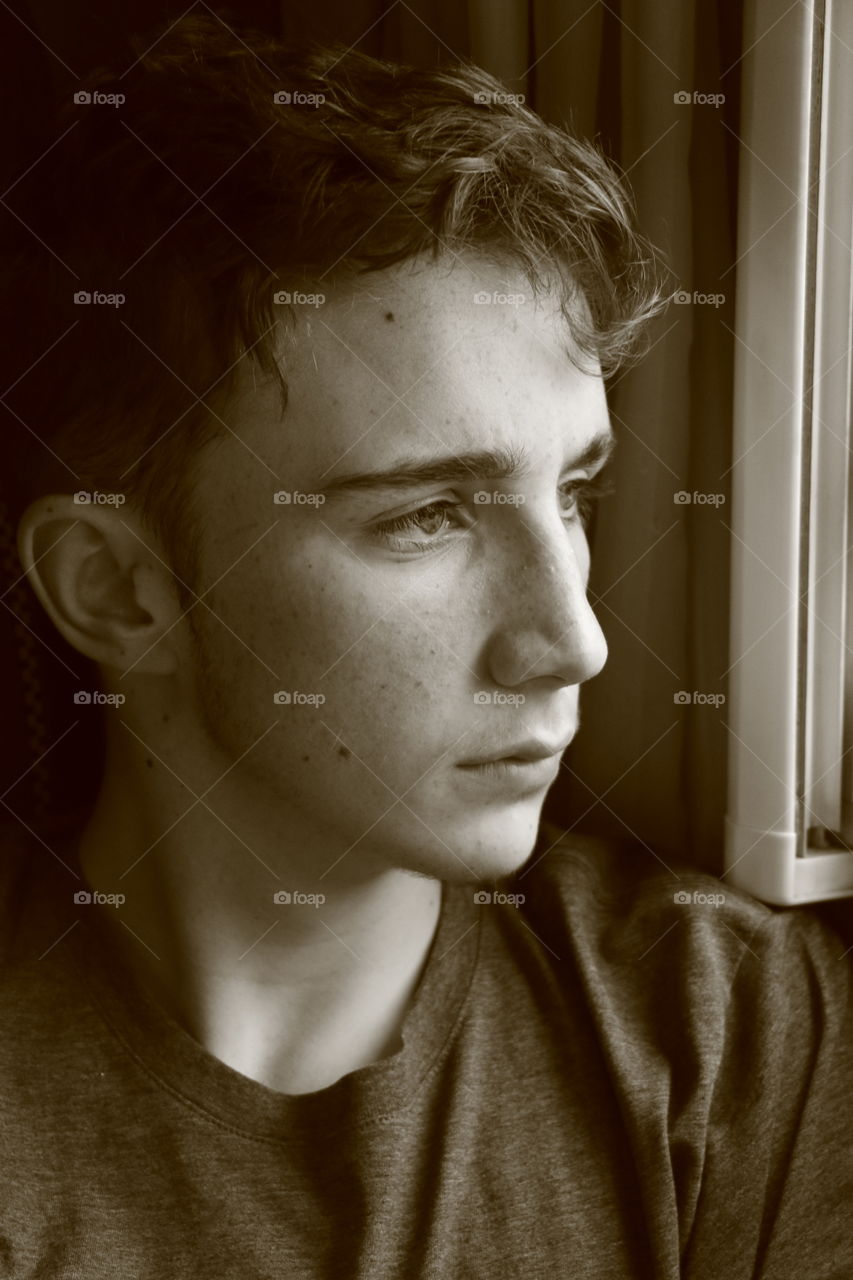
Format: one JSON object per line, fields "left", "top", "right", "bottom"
{"left": 16, "top": 494, "right": 180, "bottom": 677}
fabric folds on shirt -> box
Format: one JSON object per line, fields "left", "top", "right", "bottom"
{"left": 1, "top": 810, "right": 852, "bottom": 1279}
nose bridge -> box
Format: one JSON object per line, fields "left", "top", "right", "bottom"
{"left": 491, "top": 521, "right": 608, "bottom": 685}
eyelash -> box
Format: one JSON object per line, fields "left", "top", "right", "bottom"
{"left": 372, "top": 474, "right": 616, "bottom": 549}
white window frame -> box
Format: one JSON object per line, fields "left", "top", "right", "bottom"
{"left": 725, "top": 0, "right": 853, "bottom": 903}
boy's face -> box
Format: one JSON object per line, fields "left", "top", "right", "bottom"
{"left": 179, "top": 256, "right": 609, "bottom": 884}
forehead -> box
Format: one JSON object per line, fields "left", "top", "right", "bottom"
{"left": 228, "top": 255, "right": 608, "bottom": 479}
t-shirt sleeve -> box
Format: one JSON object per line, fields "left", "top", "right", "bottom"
{"left": 679, "top": 904, "right": 853, "bottom": 1280}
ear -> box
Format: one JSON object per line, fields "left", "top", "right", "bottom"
{"left": 16, "top": 494, "right": 185, "bottom": 676}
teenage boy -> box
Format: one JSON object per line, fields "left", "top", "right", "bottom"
{"left": 2, "top": 15, "right": 851, "bottom": 1279}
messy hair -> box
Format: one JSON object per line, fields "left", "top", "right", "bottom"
{"left": 4, "top": 13, "right": 666, "bottom": 603}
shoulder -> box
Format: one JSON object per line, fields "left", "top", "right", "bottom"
{"left": 504, "top": 821, "right": 853, "bottom": 1023}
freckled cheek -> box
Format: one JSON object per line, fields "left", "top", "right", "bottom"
{"left": 319, "top": 637, "right": 451, "bottom": 777}
{"left": 324, "top": 609, "right": 447, "bottom": 703}
{"left": 308, "top": 601, "right": 462, "bottom": 735}
{"left": 219, "top": 570, "right": 471, "bottom": 784}
{"left": 222, "top": 557, "right": 340, "bottom": 666}
{"left": 237, "top": 557, "right": 471, "bottom": 699}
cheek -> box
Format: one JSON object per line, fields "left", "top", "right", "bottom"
{"left": 216, "top": 555, "right": 459, "bottom": 730}
{"left": 309, "top": 601, "right": 455, "bottom": 757}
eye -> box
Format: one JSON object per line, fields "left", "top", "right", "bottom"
{"left": 371, "top": 500, "right": 465, "bottom": 550}
{"left": 560, "top": 473, "right": 616, "bottom": 526}
{"left": 369, "top": 471, "right": 616, "bottom": 553}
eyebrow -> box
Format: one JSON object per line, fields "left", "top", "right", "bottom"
{"left": 316, "top": 427, "right": 616, "bottom": 499}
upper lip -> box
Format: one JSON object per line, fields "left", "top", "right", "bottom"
{"left": 459, "top": 737, "right": 573, "bottom": 766}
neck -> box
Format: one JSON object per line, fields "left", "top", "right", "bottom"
{"left": 77, "top": 749, "right": 444, "bottom": 1095}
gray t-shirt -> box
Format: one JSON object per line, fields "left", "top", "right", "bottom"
{"left": 1, "top": 812, "right": 852, "bottom": 1279}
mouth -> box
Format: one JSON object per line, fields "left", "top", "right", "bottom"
{"left": 455, "top": 755, "right": 563, "bottom": 789}
{"left": 457, "top": 737, "right": 574, "bottom": 767}
{"left": 456, "top": 738, "right": 571, "bottom": 791}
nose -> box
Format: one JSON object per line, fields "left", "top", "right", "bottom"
{"left": 483, "top": 525, "right": 608, "bottom": 689}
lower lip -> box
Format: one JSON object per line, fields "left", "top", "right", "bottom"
{"left": 456, "top": 756, "right": 562, "bottom": 788}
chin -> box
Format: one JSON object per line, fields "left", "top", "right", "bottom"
{"left": 396, "top": 796, "right": 546, "bottom": 886}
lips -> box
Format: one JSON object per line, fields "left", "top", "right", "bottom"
{"left": 458, "top": 735, "right": 574, "bottom": 767}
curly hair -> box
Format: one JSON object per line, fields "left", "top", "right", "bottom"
{"left": 3, "top": 13, "right": 666, "bottom": 603}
